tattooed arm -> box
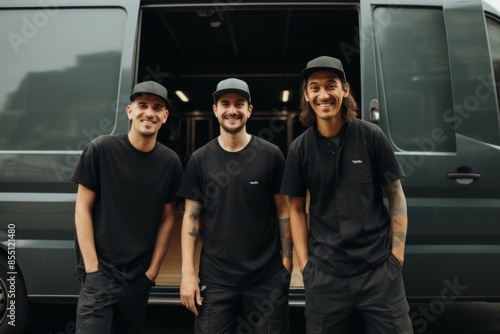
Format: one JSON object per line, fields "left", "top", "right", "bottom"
{"left": 274, "top": 194, "right": 292, "bottom": 273}
{"left": 180, "top": 199, "right": 203, "bottom": 315}
{"left": 383, "top": 179, "right": 408, "bottom": 266}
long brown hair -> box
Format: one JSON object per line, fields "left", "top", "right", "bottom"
{"left": 299, "top": 79, "right": 358, "bottom": 127}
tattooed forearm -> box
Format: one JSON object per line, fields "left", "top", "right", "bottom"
{"left": 383, "top": 180, "right": 407, "bottom": 218}
{"left": 282, "top": 240, "right": 293, "bottom": 260}
{"left": 187, "top": 227, "right": 199, "bottom": 247}
{"left": 187, "top": 201, "right": 202, "bottom": 247}
{"left": 188, "top": 201, "right": 202, "bottom": 221}
{"left": 279, "top": 218, "right": 293, "bottom": 260}
{"left": 384, "top": 180, "right": 409, "bottom": 253}
{"left": 390, "top": 202, "right": 407, "bottom": 217}
{"left": 279, "top": 218, "right": 290, "bottom": 230}
{"left": 391, "top": 231, "right": 407, "bottom": 248}
{"left": 391, "top": 216, "right": 407, "bottom": 246}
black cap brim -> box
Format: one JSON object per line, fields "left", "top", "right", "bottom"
{"left": 302, "top": 67, "right": 346, "bottom": 81}
{"left": 212, "top": 89, "right": 251, "bottom": 103}
{"left": 130, "top": 92, "right": 169, "bottom": 107}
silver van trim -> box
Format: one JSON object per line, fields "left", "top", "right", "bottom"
{"left": 0, "top": 151, "right": 82, "bottom": 154}
{"left": 0, "top": 193, "right": 76, "bottom": 202}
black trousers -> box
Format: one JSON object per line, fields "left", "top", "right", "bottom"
{"left": 303, "top": 254, "right": 413, "bottom": 334}
{"left": 75, "top": 269, "right": 153, "bottom": 334}
{"left": 195, "top": 266, "right": 291, "bottom": 334}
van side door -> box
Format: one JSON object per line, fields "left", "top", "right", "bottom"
{"left": 360, "top": 0, "right": 500, "bottom": 300}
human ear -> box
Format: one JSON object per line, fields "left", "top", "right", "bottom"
{"left": 343, "top": 83, "right": 350, "bottom": 98}
{"left": 126, "top": 105, "right": 133, "bottom": 120}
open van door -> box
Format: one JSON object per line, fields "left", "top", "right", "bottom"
{"left": 0, "top": 0, "right": 140, "bottom": 329}
{"left": 360, "top": 0, "right": 500, "bottom": 300}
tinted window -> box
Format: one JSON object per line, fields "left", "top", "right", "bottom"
{"left": 486, "top": 16, "right": 500, "bottom": 114}
{"left": 0, "top": 9, "right": 126, "bottom": 151}
{"left": 373, "top": 7, "right": 456, "bottom": 152}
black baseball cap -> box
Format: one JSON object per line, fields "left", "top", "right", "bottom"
{"left": 212, "top": 78, "right": 251, "bottom": 103}
{"left": 301, "top": 56, "right": 347, "bottom": 81}
{"left": 130, "top": 81, "right": 169, "bottom": 107}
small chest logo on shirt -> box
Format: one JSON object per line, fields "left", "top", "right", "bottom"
{"left": 249, "top": 181, "right": 260, "bottom": 185}
{"left": 352, "top": 160, "right": 363, "bottom": 164}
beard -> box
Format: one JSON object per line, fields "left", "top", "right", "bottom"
{"left": 220, "top": 119, "right": 246, "bottom": 134}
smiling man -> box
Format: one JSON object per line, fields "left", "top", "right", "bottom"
{"left": 71, "top": 81, "right": 183, "bottom": 334}
{"left": 280, "top": 56, "right": 413, "bottom": 333}
{"left": 177, "top": 78, "right": 292, "bottom": 334}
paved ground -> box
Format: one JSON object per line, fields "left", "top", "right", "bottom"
{"left": 26, "top": 301, "right": 500, "bottom": 333}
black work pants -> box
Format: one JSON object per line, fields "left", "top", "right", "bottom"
{"left": 195, "top": 266, "right": 291, "bottom": 334}
{"left": 75, "top": 269, "right": 153, "bottom": 334}
{"left": 303, "top": 254, "right": 413, "bottom": 334}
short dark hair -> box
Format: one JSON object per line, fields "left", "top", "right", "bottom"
{"left": 299, "top": 79, "right": 358, "bottom": 127}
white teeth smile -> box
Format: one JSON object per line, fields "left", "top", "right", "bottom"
{"left": 319, "top": 103, "right": 332, "bottom": 107}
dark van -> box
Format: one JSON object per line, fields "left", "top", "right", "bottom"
{"left": 1, "top": 0, "right": 499, "bottom": 331}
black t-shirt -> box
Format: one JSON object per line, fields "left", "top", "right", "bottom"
{"left": 281, "top": 119, "right": 404, "bottom": 276}
{"left": 176, "top": 136, "right": 285, "bottom": 289}
{"left": 71, "top": 134, "right": 183, "bottom": 279}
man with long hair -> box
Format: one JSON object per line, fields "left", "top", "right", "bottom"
{"left": 281, "top": 56, "right": 413, "bottom": 333}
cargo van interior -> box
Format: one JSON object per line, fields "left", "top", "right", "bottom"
{"left": 135, "top": 3, "right": 360, "bottom": 293}
{"left": 137, "top": 4, "right": 360, "bottom": 162}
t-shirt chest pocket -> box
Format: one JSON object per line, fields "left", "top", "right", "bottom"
{"left": 348, "top": 156, "right": 373, "bottom": 184}
{"left": 243, "top": 180, "right": 268, "bottom": 203}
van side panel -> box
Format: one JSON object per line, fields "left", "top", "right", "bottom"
{"left": 0, "top": 1, "right": 141, "bottom": 298}
{"left": 362, "top": 0, "right": 500, "bottom": 299}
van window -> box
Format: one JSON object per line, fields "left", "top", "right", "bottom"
{"left": 0, "top": 9, "right": 126, "bottom": 152}
{"left": 486, "top": 16, "right": 500, "bottom": 113}
{"left": 373, "top": 7, "right": 456, "bottom": 153}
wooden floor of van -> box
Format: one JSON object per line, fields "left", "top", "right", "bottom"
{"left": 156, "top": 211, "right": 304, "bottom": 288}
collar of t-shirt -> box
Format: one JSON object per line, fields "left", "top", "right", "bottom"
{"left": 315, "top": 126, "right": 344, "bottom": 153}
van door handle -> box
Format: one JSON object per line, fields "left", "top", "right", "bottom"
{"left": 447, "top": 166, "right": 481, "bottom": 185}
{"left": 369, "top": 99, "right": 379, "bottom": 124}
